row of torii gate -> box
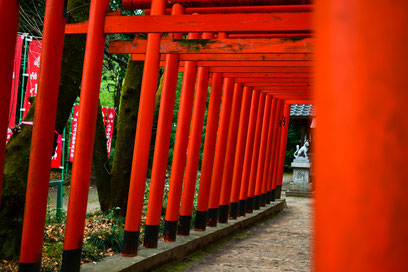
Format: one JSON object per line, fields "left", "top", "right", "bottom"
{"left": 1, "top": 0, "right": 407, "bottom": 271}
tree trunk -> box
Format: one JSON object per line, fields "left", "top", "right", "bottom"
{"left": 109, "top": 61, "right": 143, "bottom": 215}
{"left": 92, "top": 103, "right": 111, "bottom": 213}
{"left": 0, "top": 0, "right": 89, "bottom": 259}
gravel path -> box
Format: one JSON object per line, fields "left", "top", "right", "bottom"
{"left": 183, "top": 196, "right": 312, "bottom": 272}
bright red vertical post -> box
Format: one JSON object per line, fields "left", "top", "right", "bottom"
{"left": 246, "top": 93, "right": 266, "bottom": 213}
{"left": 315, "top": 1, "right": 408, "bottom": 270}
{"left": 218, "top": 83, "right": 244, "bottom": 223}
{"left": 207, "top": 77, "right": 234, "bottom": 226}
{"left": 18, "top": 0, "right": 67, "bottom": 269}
{"left": 178, "top": 33, "right": 212, "bottom": 234}
{"left": 261, "top": 98, "right": 277, "bottom": 204}
{"left": 143, "top": 3, "right": 184, "bottom": 249}
{"left": 62, "top": 0, "right": 109, "bottom": 269}
{"left": 163, "top": 31, "right": 201, "bottom": 241}
{"left": 228, "top": 87, "right": 253, "bottom": 219}
{"left": 194, "top": 72, "right": 223, "bottom": 230}
{"left": 275, "top": 103, "right": 291, "bottom": 199}
{"left": 0, "top": 0, "right": 20, "bottom": 205}
{"left": 253, "top": 95, "right": 272, "bottom": 209}
{"left": 238, "top": 91, "right": 260, "bottom": 216}
{"left": 123, "top": 0, "right": 166, "bottom": 256}
{"left": 270, "top": 100, "right": 283, "bottom": 197}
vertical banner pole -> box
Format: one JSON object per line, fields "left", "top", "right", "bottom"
{"left": 61, "top": 0, "right": 109, "bottom": 270}
{"left": 18, "top": 0, "right": 67, "bottom": 270}
{"left": 0, "top": 0, "right": 20, "bottom": 205}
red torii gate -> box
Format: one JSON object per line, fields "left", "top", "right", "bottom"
{"left": 1, "top": 0, "right": 407, "bottom": 271}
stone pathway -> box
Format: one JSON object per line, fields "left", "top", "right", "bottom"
{"left": 182, "top": 196, "right": 312, "bottom": 271}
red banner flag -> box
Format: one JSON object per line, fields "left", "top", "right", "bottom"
{"left": 105, "top": 108, "right": 115, "bottom": 157}
{"left": 69, "top": 105, "right": 79, "bottom": 162}
{"left": 51, "top": 135, "right": 63, "bottom": 169}
{"left": 22, "top": 40, "right": 41, "bottom": 119}
{"left": 7, "top": 35, "right": 24, "bottom": 141}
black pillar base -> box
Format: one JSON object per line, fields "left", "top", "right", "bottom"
{"left": 163, "top": 220, "right": 177, "bottom": 241}
{"left": 207, "top": 208, "right": 218, "bottom": 227}
{"left": 271, "top": 189, "right": 276, "bottom": 202}
{"left": 177, "top": 215, "right": 191, "bottom": 236}
{"left": 238, "top": 199, "right": 246, "bottom": 217}
{"left": 143, "top": 225, "right": 159, "bottom": 248}
{"left": 218, "top": 205, "right": 229, "bottom": 223}
{"left": 246, "top": 197, "right": 254, "bottom": 213}
{"left": 276, "top": 185, "right": 282, "bottom": 199}
{"left": 266, "top": 191, "right": 271, "bottom": 204}
{"left": 194, "top": 211, "right": 208, "bottom": 231}
{"left": 260, "top": 193, "right": 266, "bottom": 207}
{"left": 61, "top": 249, "right": 82, "bottom": 272}
{"left": 229, "top": 202, "right": 239, "bottom": 219}
{"left": 122, "top": 230, "right": 140, "bottom": 256}
{"left": 19, "top": 262, "right": 41, "bottom": 272}
{"left": 254, "top": 195, "right": 261, "bottom": 210}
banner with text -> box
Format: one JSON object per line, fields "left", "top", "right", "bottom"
{"left": 51, "top": 135, "right": 63, "bottom": 169}
{"left": 22, "top": 40, "right": 41, "bottom": 119}
{"left": 69, "top": 105, "right": 79, "bottom": 162}
{"left": 105, "top": 108, "right": 115, "bottom": 157}
{"left": 7, "top": 35, "right": 24, "bottom": 141}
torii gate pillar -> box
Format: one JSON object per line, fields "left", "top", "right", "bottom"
{"left": 315, "top": 1, "right": 408, "bottom": 271}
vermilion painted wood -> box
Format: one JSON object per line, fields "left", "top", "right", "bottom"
{"left": 270, "top": 100, "right": 283, "bottom": 192}
{"left": 145, "top": 4, "right": 313, "bottom": 14}
{"left": 111, "top": 38, "right": 313, "bottom": 54}
{"left": 209, "top": 67, "right": 311, "bottom": 73}
{"left": 260, "top": 98, "right": 277, "bottom": 197}
{"left": 63, "top": 0, "right": 110, "bottom": 267}
{"left": 228, "top": 33, "right": 312, "bottom": 38}
{"left": 123, "top": 0, "right": 311, "bottom": 9}
{"left": 218, "top": 83, "right": 244, "bottom": 212}
{"left": 238, "top": 91, "right": 260, "bottom": 206}
{"left": 144, "top": 4, "right": 185, "bottom": 242}
{"left": 0, "top": 0, "right": 19, "bottom": 206}
{"left": 228, "top": 87, "right": 253, "bottom": 206}
{"left": 222, "top": 73, "right": 311, "bottom": 78}
{"left": 207, "top": 78, "right": 235, "bottom": 221}
{"left": 154, "top": 61, "right": 313, "bottom": 68}
{"left": 246, "top": 93, "right": 266, "bottom": 203}
{"left": 286, "top": 99, "right": 313, "bottom": 104}
{"left": 65, "top": 13, "right": 311, "bottom": 34}
{"left": 123, "top": 0, "right": 166, "bottom": 256}
{"left": 253, "top": 95, "right": 272, "bottom": 202}
{"left": 195, "top": 72, "right": 223, "bottom": 220}
{"left": 245, "top": 83, "right": 310, "bottom": 87}
{"left": 232, "top": 78, "right": 311, "bottom": 83}
{"left": 179, "top": 64, "right": 210, "bottom": 222}
{"left": 275, "top": 103, "right": 291, "bottom": 190}
{"left": 315, "top": 1, "right": 408, "bottom": 270}
{"left": 164, "top": 32, "right": 201, "bottom": 227}
{"left": 129, "top": 53, "right": 313, "bottom": 61}
{"left": 18, "top": 0, "right": 67, "bottom": 267}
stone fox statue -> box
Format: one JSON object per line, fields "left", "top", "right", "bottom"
{"left": 294, "top": 140, "right": 309, "bottom": 159}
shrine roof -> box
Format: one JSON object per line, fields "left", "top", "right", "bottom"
{"left": 290, "top": 104, "right": 314, "bottom": 117}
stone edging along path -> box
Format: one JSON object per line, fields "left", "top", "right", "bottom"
{"left": 82, "top": 199, "right": 287, "bottom": 272}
